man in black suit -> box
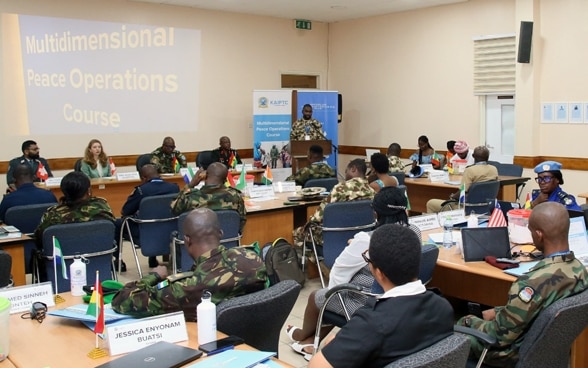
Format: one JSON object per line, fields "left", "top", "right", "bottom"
{"left": 114, "top": 164, "right": 180, "bottom": 271}
{"left": 6, "top": 140, "right": 53, "bottom": 190}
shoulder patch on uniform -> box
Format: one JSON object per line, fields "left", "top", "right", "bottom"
{"left": 518, "top": 286, "right": 535, "bottom": 303}
{"left": 166, "top": 271, "right": 194, "bottom": 283}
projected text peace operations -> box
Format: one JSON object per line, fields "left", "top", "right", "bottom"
{"left": 25, "top": 25, "right": 174, "bottom": 53}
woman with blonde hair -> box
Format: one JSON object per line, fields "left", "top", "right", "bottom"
{"left": 80, "top": 139, "right": 114, "bottom": 178}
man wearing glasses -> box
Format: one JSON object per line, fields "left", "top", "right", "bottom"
{"left": 531, "top": 161, "right": 581, "bottom": 211}
{"left": 150, "top": 136, "right": 187, "bottom": 174}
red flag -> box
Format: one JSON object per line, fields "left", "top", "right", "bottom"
{"left": 227, "top": 173, "right": 236, "bottom": 187}
{"left": 109, "top": 157, "right": 116, "bottom": 175}
{"left": 488, "top": 202, "right": 507, "bottom": 227}
{"left": 86, "top": 271, "right": 105, "bottom": 334}
{"left": 36, "top": 161, "right": 49, "bottom": 181}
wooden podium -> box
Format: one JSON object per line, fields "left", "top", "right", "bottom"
{"left": 290, "top": 140, "right": 332, "bottom": 175}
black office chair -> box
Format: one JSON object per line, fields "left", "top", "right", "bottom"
{"left": 440, "top": 180, "right": 500, "bottom": 215}
{"left": 74, "top": 159, "right": 82, "bottom": 172}
{"left": 495, "top": 163, "right": 525, "bottom": 201}
{"left": 0, "top": 250, "right": 13, "bottom": 288}
{"left": 389, "top": 171, "right": 405, "bottom": 186}
{"left": 457, "top": 287, "right": 588, "bottom": 368}
{"left": 135, "top": 153, "right": 152, "bottom": 171}
{"left": 196, "top": 151, "right": 215, "bottom": 169}
{"left": 384, "top": 333, "right": 470, "bottom": 368}
{"left": 216, "top": 280, "right": 301, "bottom": 356}
{"left": 304, "top": 178, "right": 339, "bottom": 192}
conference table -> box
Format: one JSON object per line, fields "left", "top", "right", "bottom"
{"left": 0, "top": 234, "right": 30, "bottom": 287}
{"left": 427, "top": 235, "right": 587, "bottom": 368}
{"left": 6, "top": 293, "right": 293, "bottom": 367}
{"left": 404, "top": 175, "right": 529, "bottom": 214}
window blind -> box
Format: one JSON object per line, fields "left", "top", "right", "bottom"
{"left": 473, "top": 36, "right": 516, "bottom": 95}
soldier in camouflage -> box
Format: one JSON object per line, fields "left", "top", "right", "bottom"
{"left": 112, "top": 208, "right": 267, "bottom": 321}
{"left": 386, "top": 143, "right": 405, "bottom": 172}
{"left": 171, "top": 162, "right": 246, "bottom": 232}
{"left": 285, "top": 145, "right": 336, "bottom": 187}
{"left": 293, "top": 158, "right": 375, "bottom": 248}
{"left": 457, "top": 202, "right": 588, "bottom": 367}
{"left": 34, "top": 171, "right": 115, "bottom": 249}
{"left": 150, "top": 136, "right": 187, "bottom": 174}
{"left": 290, "top": 104, "right": 326, "bottom": 141}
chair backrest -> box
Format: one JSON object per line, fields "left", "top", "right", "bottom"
{"left": 74, "top": 159, "right": 82, "bottom": 172}
{"left": 136, "top": 153, "right": 152, "bottom": 171}
{"left": 5, "top": 203, "right": 56, "bottom": 274}
{"left": 322, "top": 200, "right": 375, "bottom": 269}
{"left": 196, "top": 151, "right": 215, "bottom": 169}
{"left": 216, "top": 280, "right": 301, "bottom": 355}
{"left": 0, "top": 250, "right": 12, "bottom": 288}
{"left": 419, "top": 244, "right": 439, "bottom": 285}
{"left": 137, "top": 193, "right": 178, "bottom": 257}
{"left": 465, "top": 180, "right": 500, "bottom": 215}
{"left": 216, "top": 210, "right": 241, "bottom": 248}
{"left": 385, "top": 333, "right": 470, "bottom": 368}
{"left": 41, "top": 220, "right": 116, "bottom": 293}
{"left": 496, "top": 163, "right": 523, "bottom": 177}
{"left": 515, "top": 288, "right": 588, "bottom": 368}
{"left": 389, "top": 172, "right": 405, "bottom": 186}
{"left": 304, "top": 178, "right": 339, "bottom": 192}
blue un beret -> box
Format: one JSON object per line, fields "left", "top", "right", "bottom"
{"left": 534, "top": 160, "right": 562, "bottom": 174}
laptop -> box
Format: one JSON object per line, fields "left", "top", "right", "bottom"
{"left": 461, "top": 227, "right": 512, "bottom": 262}
{"left": 96, "top": 341, "right": 202, "bottom": 368}
{"left": 568, "top": 216, "right": 588, "bottom": 266}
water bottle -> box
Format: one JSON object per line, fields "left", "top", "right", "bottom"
{"left": 70, "top": 255, "right": 86, "bottom": 296}
{"left": 197, "top": 291, "right": 217, "bottom": 345}
{"left": 0, "top": 297, "right": 10, "bottom": 361}
{"left": 467, "top": 211, "right": 478, "bottom": 228}
{"left": 443, "top": 216, "right": 453, "bottom": 249}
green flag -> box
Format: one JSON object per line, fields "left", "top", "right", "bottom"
{"left": 235, "top": 169, "right": 247, "bottom": 191}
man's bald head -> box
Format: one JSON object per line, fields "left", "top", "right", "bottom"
{"left": 182, "top": 208, "right": 222, "bottom": 258}
{"left": 140, "top": 164, "right": 159, "bottom": 181}
{"left": 528, "top": 202, "right": 570, "bottom": 253}
{"left": 205, "top": 162, "right": 228, "bottom": 185}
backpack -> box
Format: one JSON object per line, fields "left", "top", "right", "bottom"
{"left": 263, "top": 237, "right": 305, "bottom": 286}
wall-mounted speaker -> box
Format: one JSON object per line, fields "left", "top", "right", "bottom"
{"left": 517, "top": 21, "right": 533, "bottom": 63}
{"left": 337, "top": 94, "right": 342, "bottom": 123}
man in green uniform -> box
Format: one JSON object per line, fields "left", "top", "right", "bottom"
{"left": 170, "top": 162, "right": 246, "bottom": 232}
{"left": 112, "top": 208, "right": 267, "bottom": 321}
{"left": 150, "top": 136, "right": 187, "bottom": 174}
{"left": 293, "top": 158, "right": 375, "bottom": 248}
{"left": 285, "top": 145, "right": 336, "bottom": 187}
{"left": 457, "top": 202, "right": 588, "bottom": 366}
{"left": 290, "top": 104, "right": 326, "bottom": 141}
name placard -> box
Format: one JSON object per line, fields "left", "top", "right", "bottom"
{"left": 106, "top": 311, "right": 188, "bottom": 356}
{"left": 409, "top": 214, "right": 441, "bottom": 232}
{"left": 248, "top": 185, "right": 275, "bottom": 199}
{"left": 420, "top": 164, "right": 433, "bottom": 173}
{"left": 235, "top": 164, "right": 254, "bottom": 172}
{"left": 428, "top": 170, "right": 449, "bottom": 183}
{"left": 45, "top": 177, "right": 63, "bottom": 186}
{"left": 439, "top": 209, "right": 466, "bottom": 226}
{"left": 0, "top": 282, "right": 55, "bottom": 314}
{"left": 116, "top": 171, "right": 140, "bottom": 181}
{"left": 272, "top": 181, "right": 296, "bottom": 193}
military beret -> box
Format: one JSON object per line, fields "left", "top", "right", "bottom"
{"left": 534, "top": 160, "right": 562, "bottom": 174}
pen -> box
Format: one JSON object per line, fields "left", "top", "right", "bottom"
{"left": 206, "top": 345, "right": 234, "bottom": 356}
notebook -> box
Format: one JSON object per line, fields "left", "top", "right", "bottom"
{"left": 461, "top": 227, "right": 511, "bottom": 262}
{"left": 96, "top": 341, "right": 202, "bottom": 368}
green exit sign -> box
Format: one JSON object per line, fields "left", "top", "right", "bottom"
{"left": 295, "top": 19, "right": 312, "bottom": 30}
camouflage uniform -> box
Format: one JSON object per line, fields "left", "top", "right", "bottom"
{"left": 290, "top": 118, "right": 326, "bottom": 141}
{"left": 293, "top": 177, "right": 375, "bottom": 247}
{"left": 34, "top": 197, "right": 115, "bottom": 249}
{"left": 111, "top": 245, "right": 267, "bottom": 321}
{"left": 150, "top": 147, "right": 187, "bottom": 174}
{"left": 285, "top": 162, "right": 336, "bottom": 187}
{"left": 457, "top": 253, "right": 588, "bottom": 367}
{"left": 387, "top": 155, "right": 405, "bottom": 172}
{"left": 170, "top": 184, "right": 246, "bottom": 232}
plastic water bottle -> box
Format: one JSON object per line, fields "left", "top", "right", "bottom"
{"left": 70, "top": 255, "right": 86, "bottom": 296}
{"left": 197, "top": 291, "right": 217, "bottom": 345}
{"left": 443, "top": 216, "right": 453, "bottom": 249}
{"left": 467, "top": 211, "right": 478, "bottom": 228}
{"left": 0, "top": 297, "right": 10, "bottom": 361}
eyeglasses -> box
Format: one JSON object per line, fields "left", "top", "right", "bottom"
{"left": 361, "top": 249, "right": 372, "bottom": 264}
{"left": 535, "top": 176, "right": 554, "bottom": 184}
{"left": 20, "top": 301, "right": 48, "bottom": 323}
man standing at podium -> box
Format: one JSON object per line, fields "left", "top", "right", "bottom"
{"left": 291, "top": 104, "right": 326, "bottom": 141}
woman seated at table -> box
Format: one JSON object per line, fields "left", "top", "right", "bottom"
{"left": 409, "top": 135, "right": 444, "bottom": 170}
{"left": 367, "top": 152, "right": 398, "bottom": 193}
{"left": 285, "top": 187, "right": 421, "bottom": 360}
{"left": 80, "top": 139, "right": 114, "bottom": 178}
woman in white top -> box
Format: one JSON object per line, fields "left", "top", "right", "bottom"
{"left": 80, "top": 139, "right": 113, "bottom": 178}
{"left": 286, "top": 186, "right": 421, "bottom": 360}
